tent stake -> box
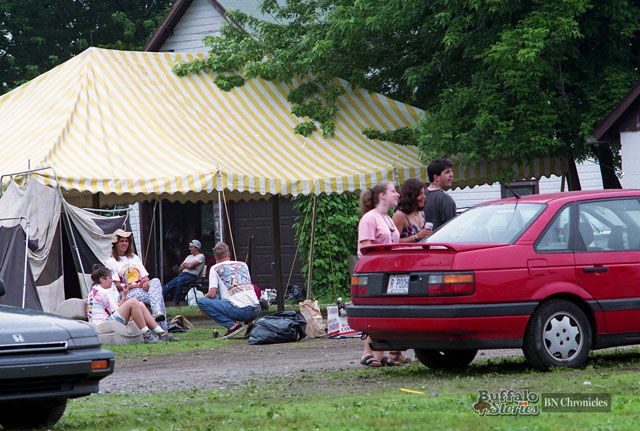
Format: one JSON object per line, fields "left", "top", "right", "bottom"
{"left": 305, "top": 195, "right": 318, "bottom": 300}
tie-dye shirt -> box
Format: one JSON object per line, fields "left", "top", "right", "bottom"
{"left": 86, "top": 284, "right": 120, "bottom": 323}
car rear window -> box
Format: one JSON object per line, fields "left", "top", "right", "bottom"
{"left": 426, "top": 202, "right": 545, "bottom": 244}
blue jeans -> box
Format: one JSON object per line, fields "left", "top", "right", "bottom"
{"left": 197, "top": 297, "right": 260, "bottom": 329}
{"left": 162, "top": 272, "right": 197, "bottom": 303}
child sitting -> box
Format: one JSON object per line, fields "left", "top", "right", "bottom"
{"left": 86, "top": 265, "right": 178, "bottom": 343}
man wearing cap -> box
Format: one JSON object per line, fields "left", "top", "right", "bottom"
{"left": 162, "top": 240, "right": 206, "bottom": 305}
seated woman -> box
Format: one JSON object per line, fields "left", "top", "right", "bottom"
{"left": 105, "top": 229, "right": 174, "bottom": 338}
{"left": 86, "top": 265, "right": 171, "bottom": 343}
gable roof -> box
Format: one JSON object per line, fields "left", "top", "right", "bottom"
{"left": 144, "top": 0, "right": 261, "bottom": 52}
{"left": 593, "top": 79, "right": 640, "bottom": 141}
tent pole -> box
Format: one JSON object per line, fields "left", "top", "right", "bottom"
{"left": 22, "top": 218, "right": 30, "bottom": 309}
{"left": 217, "top": 190, "right": 224, "bottom": 243}
{"left": 159, "top": 199, "right": 164, "bottom": 284}
{"left": 305, "top": 195, "right": 318, "bottom": 300}
{"left": 62, "top": 201, "right": 89, "bottom": 296}
{"left": 272, "top": 196, "right": 284, "bottom": 311}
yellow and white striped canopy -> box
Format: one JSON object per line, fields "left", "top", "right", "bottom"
{"left": 0, "top": 48, "right": 566, "bottom": 204}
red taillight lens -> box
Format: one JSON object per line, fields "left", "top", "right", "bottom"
{"left": 351, "top": 275, "right": 368, "bottom": 296}
{"left": 428, "top": 272, "right": 474, "bottom": 296}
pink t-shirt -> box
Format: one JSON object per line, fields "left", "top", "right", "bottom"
{"left": 357, "top": 209, "right": 400, "bottom": 256}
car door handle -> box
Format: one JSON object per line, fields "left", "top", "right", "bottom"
{"left": 583, "top": 267, "right": 608, "bottom": 273}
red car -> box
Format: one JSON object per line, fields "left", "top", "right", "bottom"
{"left": 349, "top": 190, "right": 640, "bottom": 370}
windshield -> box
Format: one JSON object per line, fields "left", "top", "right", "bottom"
{"left": 426, "top": 203, "right": 546, "bottom": 244}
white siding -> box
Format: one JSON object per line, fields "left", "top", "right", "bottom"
{"left": 621, "top": 131, "right": 640, "bottom": 189}
{"left": 128, "top": 203, "right": 142, "bottom": 252}
{"left": 449, "top": 160, "right": 604, "bottom": 209}
{"left": 160, "top": 0, "right": 227, "bottom": 53}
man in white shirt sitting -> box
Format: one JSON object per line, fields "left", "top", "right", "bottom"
{"left": 197, "top": 242, "right": 260, "bottom": 339}
{"left": 162, "top": 239, "right": 205, "bottom": 305}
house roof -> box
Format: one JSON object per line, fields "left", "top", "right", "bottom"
{"left": 144, "top": 0, "right": 263, "bottom": 52}
{"left": 593, "top": 79, "right": 640, "bottom": 141}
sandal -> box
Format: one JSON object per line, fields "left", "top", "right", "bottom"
{"left": 242, "top": 323, "right": 255, "bottom": 339}
{"left": 389, "top": 351, "right": 412, "bottom": 364}
{"left": 381, "top": 355, "right": 404, "bottom": 366}
{"left": 360, "top": 354, "right": 383, "bottom": 367}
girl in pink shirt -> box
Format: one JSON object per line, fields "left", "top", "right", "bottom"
{"left": 357, "top": 182, "right": 401, "bottom": 367}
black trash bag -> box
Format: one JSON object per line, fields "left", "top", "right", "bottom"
{"left": 249, "top": 311, "right": 307, "bottom": 345}
{"left": 285, "top": 284, "right": 306, "bottom": 303}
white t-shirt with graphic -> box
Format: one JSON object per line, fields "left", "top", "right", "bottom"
{"left": 208, "top": 260, "right": 259, "bottom": 308}
{"left": 106, "top": 254, "right": 148, "bottom": 285}
{"left": 86, "top": 284, "right": 120, "bottom": 323}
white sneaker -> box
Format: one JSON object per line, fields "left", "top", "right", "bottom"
{"left": 143, "top": 331, "right": 160, "bottom": 344}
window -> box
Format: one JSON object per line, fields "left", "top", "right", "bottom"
{"left": 577, "top": 199, "right": 640, "bottom": 252}
{"left": 536, "top": 206, "right": 571, "bottom": 252}
{"left": 501, "top": 180, "right": 539, "bottom": 199}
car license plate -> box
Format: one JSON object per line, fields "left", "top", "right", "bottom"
{"left": 387, "top": 274, "right": 410, "bottom": 295}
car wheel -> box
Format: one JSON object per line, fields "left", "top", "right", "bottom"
{"left": 523, "top": 299, "right": 592, "bottom": 370}
{"left": 0, "top": 398, "right": 67, "bottom": 429}
{"left": 414, "top": 349, "right": 478, "bottom": 370}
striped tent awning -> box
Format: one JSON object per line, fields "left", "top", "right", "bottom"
{"left": 0, "top": 48, "right": 567, "bottom": 203}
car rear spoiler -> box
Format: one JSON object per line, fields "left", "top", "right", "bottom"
{"left": 360, "top": 242, "right": 505, "bottom": 255}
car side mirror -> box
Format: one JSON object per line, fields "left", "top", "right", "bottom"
{"left": 0, "top": 279, "right": 5, "bottom": 297}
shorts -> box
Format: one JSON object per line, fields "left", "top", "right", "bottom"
{"left": 107, "top": 312, "right": 126, "bottom": 325}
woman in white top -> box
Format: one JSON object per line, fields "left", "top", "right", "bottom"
{"left": 86, "top": 266, "right": 166, "bottom": 343}
{"left": 105, "top": 229, "right": 171, "bottom": 334}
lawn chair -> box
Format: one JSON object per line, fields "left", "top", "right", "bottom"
{"left": 182, "top": 263, "right": 209, "bottom": 305}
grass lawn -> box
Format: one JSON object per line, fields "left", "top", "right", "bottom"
{"left": 56, "top": 347, "right": 640, "bottom": 430}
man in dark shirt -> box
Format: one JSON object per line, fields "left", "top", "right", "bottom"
{"left": 423, "top": 158, "right": 456, "bottom": 230}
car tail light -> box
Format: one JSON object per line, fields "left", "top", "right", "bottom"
{"left": 351, "top": 275, "right": 368, "bottom": 296}
{"left": 91, "top": 359, "right": 109, "bottom": 370}
{"left": 428, "top": 272, "right": 474, "bottom": 296}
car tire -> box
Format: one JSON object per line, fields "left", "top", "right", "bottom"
{"left": 414, "top": 349, "right": 478, "bottom": 370}
{"left": 0, "top": 398, "right": 67, "bottom": 429}
{"left": 523, "top": 299, "right": 592, "bottom": 370}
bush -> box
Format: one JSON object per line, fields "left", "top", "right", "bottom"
{"left": 292, "top": 194, "right": 360, "bottom": 302}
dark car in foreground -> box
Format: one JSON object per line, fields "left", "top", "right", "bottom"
{"left": 349, "top": 190, "right": 640, "bottom": 370}
{"left": 0, "top": 280, "right": 114, "bottom": 429}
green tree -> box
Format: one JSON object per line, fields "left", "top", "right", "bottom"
{"left": 175, "top": 0, "right": 640, "bottom": 188}
{"left": 292, "top": 194, "right": 359, "bottom": 301}
{"left": 1, "top": 0, "right": 172, "bottom": 93}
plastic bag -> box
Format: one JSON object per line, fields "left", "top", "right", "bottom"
{"left": 285, "top": 284, "right": 306, "bottom": 303}
{"left": 186, "top": 288, "right": 205, "bottom": 306}
{"left": 299, "top": 299, "right": 325, "bottom": 338}
{"left": 249, "top": 311, "right": 307, "bottom": 345}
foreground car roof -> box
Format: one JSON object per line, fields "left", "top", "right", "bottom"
{"left": 483, "top": 189, "right": 640, "bottom": 205}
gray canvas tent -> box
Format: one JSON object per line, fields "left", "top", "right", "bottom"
{"left": 0, "top": 179, "right": 130, "bottom": 312}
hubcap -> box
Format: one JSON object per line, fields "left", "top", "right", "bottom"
{"left": 543, "top": 311, "right": 582, "bottom": 360}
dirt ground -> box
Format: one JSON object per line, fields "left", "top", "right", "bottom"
{"left": 99, "top": 336, "right": 524, "bottom": 394}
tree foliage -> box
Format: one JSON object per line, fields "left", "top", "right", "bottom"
{"left": 175, "top": 0, "right": 640, "bottom": 171}
{"left": 0, "top": 0, "right": 172, "bottom": 93}
{"left": 292, "top": 194, "right": 359, "bottom": 301}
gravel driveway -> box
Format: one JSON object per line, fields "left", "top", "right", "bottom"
{"left": 100, "top": 336, "right": 524, "bottom": 394}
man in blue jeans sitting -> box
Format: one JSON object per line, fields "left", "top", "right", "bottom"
{"left": 162, "top": 239, "right": 205, "bottom": 305}
{"left": 197, "top": 242, "right": 260, "bottom": 339}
